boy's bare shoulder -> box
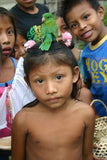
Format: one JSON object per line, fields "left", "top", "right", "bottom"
{"left": 14, "top": 107, "right": 29, "bottom": 117}
{"left": 73, "top": 100, "right": 95, "bottom": 120}
{"left": 13, "top": 106, "right": 37, "bottom": 127}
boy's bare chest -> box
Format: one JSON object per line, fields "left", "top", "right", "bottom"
{"left": 25, "top": 112, "right": 84, "bottom": 160}
{"left": 26, "top": 112, "right": 85, "bottom": 148}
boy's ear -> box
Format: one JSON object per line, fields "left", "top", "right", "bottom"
{"left": 73, "top": 66, "right": 80, "bottom": 83}
{"left": 97, "top": 6, "right": 105, "bottom": 20}
{"left": 24, "top": 76, "right": 30, "bottom": 87}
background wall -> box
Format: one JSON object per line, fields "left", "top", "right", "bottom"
{"left": 0, "top": 0, "right": 58, "bottom": 13}
{"left": 0, "top": 0, "right": 107, "bottom": 12}
{"left": 0, "top": 0, "right": 106, "bottom": 15}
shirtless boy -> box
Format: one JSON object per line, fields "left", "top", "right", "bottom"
{"left": 11, "top": 42, "right": 95, "bottom": 160}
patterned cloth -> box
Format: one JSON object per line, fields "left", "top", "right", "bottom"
{"left": 0, "top": 57, "right": 17, "bottom": 137}
{"left": 0, "top": 57, "right": 35, "bottom": 138}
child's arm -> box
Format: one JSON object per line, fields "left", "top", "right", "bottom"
{"left": 83, "top": 106, "right": 95, "bottom": 160}
{"left": 11, "top": 109, "right": 27, "bottom": 160}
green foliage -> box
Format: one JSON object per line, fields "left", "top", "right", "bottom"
{"left": 104, "top": 2, "right": 107, "bottom": 26}
{"left": 78, "top": 41, "right": 85, "bottom": 50}
{"left": 77, "top": 40, "right": 87, "bottom": 50}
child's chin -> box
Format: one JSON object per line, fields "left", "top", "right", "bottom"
{"left": 3, "top": 52, "right": 11, "bottom": 56}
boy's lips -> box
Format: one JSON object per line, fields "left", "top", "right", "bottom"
{"left": 47, "top": 97, "right": 61, "bottom": 103}
{"left": 81, "top": 30, "right": 93, "bottom": 39}
{"left": 24, "top": 0, "right": 33, "bottom": 3}
{"left": 3, "top": 47, "right": 11, "bottom": 55}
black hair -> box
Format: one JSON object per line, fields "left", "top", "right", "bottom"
{"left": 16, "top": 27, "right": 27, "bottom": 40}
{"left": 60, "top": 0, "right": 100, "bottom": 25}
{"left": 53, "top": 10, "right": 62, "bottom": 18}
{"left": 0, "top": 7, "right": 17, "bottom": 42}
{"left": 24, "top": 41, "right": 79, "bottom": 101}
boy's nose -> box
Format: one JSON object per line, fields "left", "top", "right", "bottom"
{"left": 1, "top": 33, "right": 9, "bottom": 44}
{"left": 46, "top": 81, "right": 57, "bottom": 95}
{"left": 79, "top": 21, "right": 87, "bottom": 30}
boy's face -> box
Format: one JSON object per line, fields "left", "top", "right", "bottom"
{"left": 16, "top": 0, "right": 36, "bottom": 8}
{"left": 0, "top": 16, "right": 15, "bottom": 58}
{"left": 65, "top": 1, "right": 105, "bottom": 44}
{"left": 15, "top": 34, "right": 27, "bottom": 59}
{"left": 26, "top": 61, "right": 79, "bottom": 110}
{"left": 56, "top": 17, "right": 70, "bottom": 41}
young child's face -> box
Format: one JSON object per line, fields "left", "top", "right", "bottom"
{"left": 26, "top": 61, "right": 79, "bottom": 109}
{"left": 16, "top": 0, "right": 36, "bottom": 8}
{"left": 65, "top": 1, "right": 105, "bottom": 44}
{"left": 0, "top": 16, "right": 15, "bottom": 57}
{"left": 56, "top": 17, "right": 70, "bottom": 41}
{"left": 15, "top": 34, "right": 27, "bottom": 59}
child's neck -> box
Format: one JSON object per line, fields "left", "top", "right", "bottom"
{"left": 2, "top": 56, "right": 10, "bottom": 65}
{"left": 0, "top": 57, "right": 14, "bottom": 83}
{"left": 91, "top": 26, "right": 107, "bottom": 46}
{"left": 18, "top": 4, "right": 39, "bottom": 14}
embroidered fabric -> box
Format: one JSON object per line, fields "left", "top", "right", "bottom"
{"left": 0, "top": 57, "right": 17, "bottom": 138}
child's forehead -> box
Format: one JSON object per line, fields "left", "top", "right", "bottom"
{"left": 0, "top": 15, "right": 13, "bottom": 25}
{"left": 17, "top": 33, "right": 26, "bottom": 40}
{"left": 30, "top": 56, "right": 70, "bottom": 69}
{"left": 56, "top": 17, "right": 66, "bottom": 24}
{"left": 67, "top": 0, "right": 93, "bottom": 13}
{"left": 0, "top": 16, "right": 13, "bottom": 27}
{"left": 0, "top": 15, "right": 10, "bottom": 20}
{"left": 30, "top": 61, "right": 72, "bottom": 75}
{"left": 66, "top": 1, "right": 94, "bottom": 19}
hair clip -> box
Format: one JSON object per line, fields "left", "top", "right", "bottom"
{"left": 62, "top": 31, "right": 72, "bottom": 47}
{"left": 24, "top": 40, "right": 36, "bottom": 51}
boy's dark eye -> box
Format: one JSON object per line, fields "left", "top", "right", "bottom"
{"left": 62, "top": 26, "right": 69, "bottom": 31}
{"left": 71, "top": 23, "right": 77, "bottom": 29}
{"left": 37, "top": 79, "right": 43, "bottom": 83}
{"left": 56, "top": 75, "right": 62, "bottom": 80}
{"left": 8, "top": 30, "right": 14, "bottom": 34}
{"left": 84, "top": 15, "right": 89, "bottom": 20}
